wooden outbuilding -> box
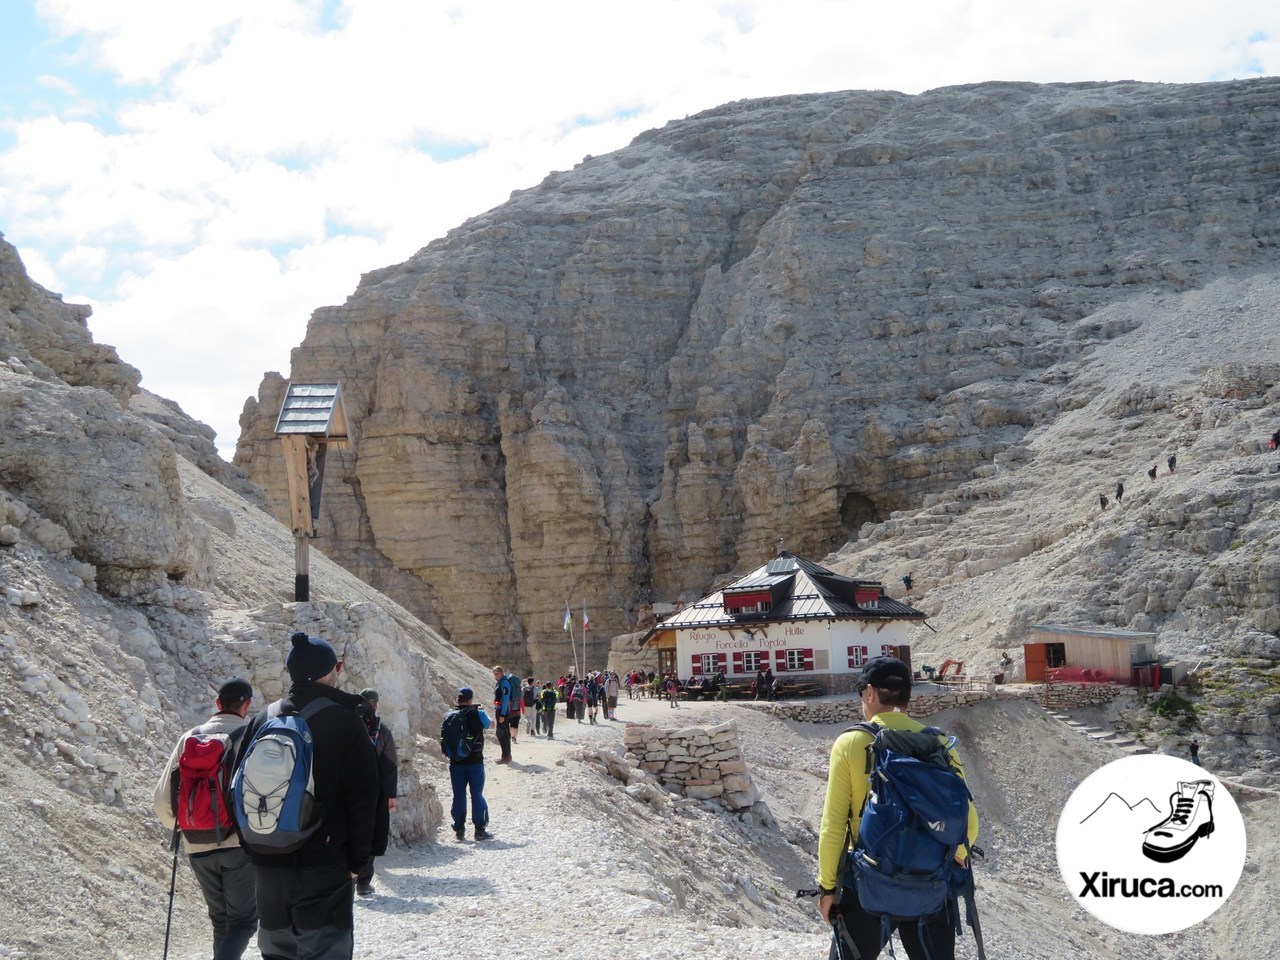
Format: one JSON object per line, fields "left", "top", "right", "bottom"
{"left": 1023, "top": 623, "right": 1158, "bottom": 685}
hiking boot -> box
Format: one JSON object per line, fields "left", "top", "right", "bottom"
{"left": 356, "top": 883, "right": 374, "bottom": 896}
{"left": 495, "top": 756, "right": 511, "bottom": 764}
{"left": 454, "top": 824, "right": 466, "bottom": 841}
{"left": 474, "top": 829, "right": 493, "bottom": 841}
{"left": 1143, "top": 780, "right": 1215, "bottom": 863}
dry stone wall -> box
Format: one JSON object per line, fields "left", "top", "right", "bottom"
{"left": 235, "top": 79, "right": 1280, "bottom": 677}
{"left": 621, "top": 719, "right": 760, "bottom": 810}
{"left": 747, "top": 683, "right": 1139, "bottom": 723}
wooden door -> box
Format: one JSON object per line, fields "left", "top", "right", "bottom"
{"left": 1023, "top": 643, "right": 1047, "bottom": 682}
{"left": 658, "top": 649, "right": 676, "bottom": 679}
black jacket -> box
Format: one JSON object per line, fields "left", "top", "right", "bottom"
{"left": 237, "top": 682, "right": 379, "bottom": 873}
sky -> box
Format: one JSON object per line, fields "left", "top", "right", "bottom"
{"left": 1, "top": 2, "right": 1276, "bottom": 459}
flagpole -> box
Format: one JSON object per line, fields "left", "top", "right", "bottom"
{"left": 571, "top": 619, "right": 580, "bottom": 678}
{"left": 566, "top": 602, "right": 580, "bottom": 678}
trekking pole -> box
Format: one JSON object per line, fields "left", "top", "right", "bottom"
{"left": 163, "top": 826, "right": 179, "bottom": 960}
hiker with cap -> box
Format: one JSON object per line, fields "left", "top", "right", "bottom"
{"left": 353, "top": 688, "right": 398, "bottom": 896}
{"left": 153, "top": 678, "right": 258, "bottom": 960}
{"left": 440, "top": 687, "right": 492, "bottom": 841}
{"left": 816, "top": 656, "right": 980, "bottom": 960}
{"left": 234, "top": 631, "right": 378, "bottom": 960}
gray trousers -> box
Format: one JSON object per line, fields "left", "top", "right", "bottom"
{"left": 188, "top": 846, "right": 258, "bottom": 960}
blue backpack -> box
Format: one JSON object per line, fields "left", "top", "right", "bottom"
{"left": 847, "top": 722, "right": 985, "bottom": 959}
{"left": 232, "top": 698, "right": 337, "bottom": 853}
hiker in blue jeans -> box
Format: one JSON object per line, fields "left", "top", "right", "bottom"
{"left": 443, "top": 687, "right": 492, "bottom": 841}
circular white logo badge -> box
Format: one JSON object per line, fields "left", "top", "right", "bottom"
{"left": 1056, "top": 754, "right": 1246, "bottom": 934}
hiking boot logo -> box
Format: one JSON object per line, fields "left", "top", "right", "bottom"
{"left": 1142, "top": 780, "right": 1214, "bottom": 863}
{"left": 1056, "top": 755, "right": 1246, "bottom": 936}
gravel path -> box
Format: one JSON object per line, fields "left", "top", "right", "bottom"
{"left": 157, "top": 693, "right": 1277, "bottom": 960}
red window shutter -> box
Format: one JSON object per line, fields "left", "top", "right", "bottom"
{"left": 803, "top": 648, "right": 814, "bottom": 671}
{"left": 691, "top": 654, "right": 703, "bottom": 676}
{"left": 862, "top": 645, "right": 869, "bottom": 658}
{"left": 847, "top": 645, "right": 858, "bottom": 668}
{"left": 774, "top": 650, "right": 787, "bottom": 672}
{"left": 732, "top": 651, "right": 744, "bottom": 673}
{"left": 716, "top": 652, "right": 727, "bottom": 670}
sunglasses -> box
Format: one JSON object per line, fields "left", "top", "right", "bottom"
{"left": 857, "top": 681, "right": 870, "bottom": 695}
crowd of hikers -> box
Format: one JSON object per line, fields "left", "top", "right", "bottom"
{"left": 156, "top": 625, "right": 988, "bottom": 960}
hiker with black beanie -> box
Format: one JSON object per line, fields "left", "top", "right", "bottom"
{"left": 235, "top": 631, "right": 378, "bottom": 959}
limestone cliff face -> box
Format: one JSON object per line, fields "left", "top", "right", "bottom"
{"left": 235, "top": 79, "right": 1280, "bottom": 675}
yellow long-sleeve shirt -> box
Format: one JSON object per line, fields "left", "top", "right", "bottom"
{"left": 816, "top": 709, "right": 979, "bottom": 892}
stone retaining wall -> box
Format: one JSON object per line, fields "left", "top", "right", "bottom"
{"left": 621, "top": 719, "right": 759, "bottom": 810}
{"left": 746, "top": 683, "right": 1138, "bottom": 723}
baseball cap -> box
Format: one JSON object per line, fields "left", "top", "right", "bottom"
{"left": 859, "top": 656, "right": 912, "bottom": 692}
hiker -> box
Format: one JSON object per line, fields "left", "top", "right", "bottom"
{"left": 354, "top": 688, "right": 398, "bottom": 897}
{"left": 604, "top": 671, "right": 621, "bottom": 719}
{"left": 1099, "top": 493, "right": 1108, "bottom": 511}
{"left": 1148, "top": 464, "right": 1157, "bottom": 480}
{"left": 665, "top": 673, "right": 681, "bottom": 708}
{"left": 763, "top": 666, "right": 776, "bottom": 702}
{"left": 571, "top": 677, "right": 587, "bottom": 722}
{"left": 441, "top": 687, "right": 492, "bottom": 841}
{"left": 235, "top": 632, "right": 378, "bottom": 960}
{"left": 586, "top": 672, "right": 600, "bottom": 724}
{"left": 491, "top": 665, "right": 517, "bottom": 763}
{"left": 901, "top": 573, "right": 913, "bottom": 594}
{"left": 539, "top": 681, "right": 558, "bottom": 740}
{"left": 1115, "top": 481, "right": 1124, "bottom": 504}
{"left": 1270, "top": 428, "right": 1280, "bottom": 451}
{"left": 153, "top": 678, "right": 258, "bottom": 960}
{"left": 1189, "top": 738, "right": 1201, "bottom": 766}
{"left": 816, "top": 656, "right": 980, "bottom": 960}
{"left": 1168, "top": 453, "right": 1176, "bottom": 473}
{"left": 523, "top": 677, "right": 539, "bottom": 735}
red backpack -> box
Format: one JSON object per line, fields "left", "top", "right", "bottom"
{"left": 171, "top": 730, "right": 242, "bottom": 844}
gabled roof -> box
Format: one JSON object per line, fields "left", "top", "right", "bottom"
{"left": 640, "top": 551, "right": 926, "bottom": 644}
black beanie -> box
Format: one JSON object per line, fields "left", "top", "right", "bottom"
{"left": 286, "top": 631, "right": 338, "bottom": 682}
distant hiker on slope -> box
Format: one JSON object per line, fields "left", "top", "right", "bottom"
{"left": 1115, "top": 481, "right": 1124, "bottom": 504}
{"left": 153, "top": 678, "right": 257, "bottom": 960}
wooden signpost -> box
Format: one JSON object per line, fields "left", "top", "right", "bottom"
{"left": 274, "top": 382, "right": 350, "bottom": 602}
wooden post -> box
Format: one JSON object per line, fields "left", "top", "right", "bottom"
{"left": 295, "top": 536, "right": 310, "bottom": 602}
{"left": 280, "top": 435, "right": 314, "bottom": 602}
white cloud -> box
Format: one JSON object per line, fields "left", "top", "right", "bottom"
{"left": 6, "top": 0, "right": 1280, "bottom": 457}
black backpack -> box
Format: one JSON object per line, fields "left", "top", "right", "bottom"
{"left": 440, "top": 708, "right": 474, "bottom": 761}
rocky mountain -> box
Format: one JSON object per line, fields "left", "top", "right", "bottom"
{"left": 0, "top": 233, "right": 490, "bottom": 956}
{"left": 235, "top": 78, "right": 1280, "bottom": 676}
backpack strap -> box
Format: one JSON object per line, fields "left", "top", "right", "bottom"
{"left": 847, "top": 721, "right": 880, "bottom": 775}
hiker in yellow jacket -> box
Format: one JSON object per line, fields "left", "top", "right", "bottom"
{"left": 817, "top": 657, "right": 979, "bottom": 960}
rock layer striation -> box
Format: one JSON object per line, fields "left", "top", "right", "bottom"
{"left": 234, "top": 79, "right": 1280, "bottom": 674}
